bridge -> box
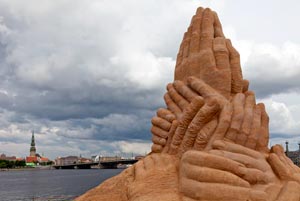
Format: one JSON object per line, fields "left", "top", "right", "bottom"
{"left": 52, "top": 159, "right": 138, "bottom": 169}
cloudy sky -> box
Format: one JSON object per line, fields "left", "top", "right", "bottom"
{"left": 0, "top": 0, "right": 300, "bottom": 159}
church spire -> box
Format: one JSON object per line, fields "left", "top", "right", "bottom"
{"left": 30, "top": 130, "right": 36, "bottom": 157}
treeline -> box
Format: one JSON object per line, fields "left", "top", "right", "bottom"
{"left": 0, "top": 160, "right": 26, "bottom": 168}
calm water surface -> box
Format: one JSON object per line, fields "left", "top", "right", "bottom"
{"left": 0, "top": 169, "right": 123, "bottom": 201}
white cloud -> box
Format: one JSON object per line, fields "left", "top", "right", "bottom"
{"left": 114, "top": 141, "right": 151, "bottom": 156}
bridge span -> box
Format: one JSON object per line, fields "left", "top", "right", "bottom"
{"left": 52, "top": 159, "right": 138, "bottom": 169}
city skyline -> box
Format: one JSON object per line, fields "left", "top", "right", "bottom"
{"left": 1, "top": 0, "right": 300, "bottom": 159}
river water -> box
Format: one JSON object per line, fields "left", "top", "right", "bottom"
{"left": 0, "top": 169, "right": 123, "bottom": 201}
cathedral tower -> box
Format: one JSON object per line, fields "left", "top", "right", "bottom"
{"left": 30, "top": 131, "right": 36, "bottom": 157}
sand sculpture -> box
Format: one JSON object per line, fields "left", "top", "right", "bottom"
{"left": 76, "top": 7, "right": 300, "bottom": 201}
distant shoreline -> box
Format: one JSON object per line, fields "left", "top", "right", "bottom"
{"left": 0, "top": 166, "right": 53, "bottom": 171}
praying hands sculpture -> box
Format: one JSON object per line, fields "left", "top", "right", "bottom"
{"left": 76, "top": 7, "right": 300, "bottom": 201}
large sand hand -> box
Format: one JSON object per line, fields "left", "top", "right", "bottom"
{"left": 223, "top": 92, "right": 269, "bottom": 152}
{"left": 151, "top": 81, "right": 199, "bottom": 153}
{"left": 175, "top": 8, "right": 246, "bottom": 98}
{"left": 179, "top": 142, "right": 270, "bottom": 201}
{"left": 268, "top": 145, "right": 300, "bottom": 182}
{"left": 151, "top": 78, "right": 230, "bottom": 155}
{"left": 268, "top": 144, "right": 300, "bottom": 201}
{"left": 208, "top": 141, "right": 300, "bottom": 201}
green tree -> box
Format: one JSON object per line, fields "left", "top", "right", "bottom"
{"left": 0, "top": 161, "right": 7, "bottom": 168}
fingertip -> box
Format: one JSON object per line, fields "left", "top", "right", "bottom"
{"left": 204, "top": 7, "right": 212, "bottom": 12}
{"left": 156, "top": 108, "right": 165, "bottom": 116}
{"left": 226, "top": 38, "right": 232, "bottom": 46}
{"left": 173, "top": 80, "right": 182, "bottom": 86}
{"left": 242, "top": 79, "right": 249, "bottom": 92}
{"left": 212, "top": 140, "right": 226, "bottom": 150}
{"left": 166, "top": 83, "right": 173, "bottom": 90}
{"left": 151, "top": 144, "right": 163, "bottom": 153}
{"left": 196, "top": 7, "right": 204, "bottom": 15}
{"left": 270, "top": 144, "right": 284, "bottom": 154}
{"left": 244, "top": 90, "right": 255, "bottom": 97}
{"left": 163, "top": 92, "right": 169, "bottom": 100}
{"left": 257, "top": 102, "right": 265, "bottom": 108}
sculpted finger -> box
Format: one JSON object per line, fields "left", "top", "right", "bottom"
{"left": 206, "top": 102, "right": 233, "bottom": 149}
{"left": 226, "top": 39, "right": 243, "bottom": 94}
{"left": 173, "top": 80, "right": 198, "bottom": 102}
{"left": 162, "top": 120, "right": 178, "bottom": 153}
{"left": 200, "top": 8, "right": 214, "bottom": 50}
{"left": 167, "top": 83, "right": 189, "bottom": 111}
{"left": 245, "top": 105, "right": 261, "bottom": 149}
{"left": 189, "top": 8, "right": 203, "bottom": 54}
{"left": 151, "top": 144, "right": 163, "bottom": 153}
{"left": 181, "top": 165, "right": 250, "bottom": 187}
{"left": 151, "top": 116, "right": 172, "bottom": 131}
{"left": 236, "top": 91, "right": 255, "bottom": 146}
{"left": 213, "top": 37, "right": 231, "bottom": 98}
{"left": 152, "top": 135, "right": 166, "bottom": 146}
{"left": 213, "top": 11, "right": 224, "bottom": 37}
{"left": 180, "top": 179, "right": 267, "bottom": 201}
{"left": 151, "top": 126, "right": 169, "bottom": 138}
{"left": 209, "top": 149, "right": 267, "bottom": 172}
{"left": 256, "top": 103, "right": 269, "bottom": 152}
{"left": 273, "top": 144, "right": 300, "bottom": 174}
{"left": 242, "top": 79, "right": 249, "bottom": 92}
{"left": 156, "top": 108, "right": 176, "bottom": 123}
{"left": 237, "top": 166, "right": 267, "bottom": 184}
{"left": 213, "top": 37, "right": 230, "bottom": 71}
{"left": 194, "top": 118, "right": 218, "bottom": 150}
{"left": 179, "top": 100, "right": 220, "bottom": 155}
{"left": 176, "top": 24, "right": 192, "bottom": 66}
{"left": 268, "top": 153, "right": 291, "bottom": 180}
{"left": 225, "top": 93, "right": 245, "bottom": 142}
{"left": 164, "top": 93, "right": 182, "bottom": 119}
{"left": 169, "top": 97, "right": 204, "bottom": 154}
{"left": 276, "top": 181, "right": 300, "bottom": 201}
{"left": 187, "top": 76, "right": 216, "bottom": 98}
{"left": 212, "top": 140, "right": 263, "bottom": 159}
{"left": 183, "top": 27, "right": 192, "bottom": 58}
{"left": 181, "top": 151, "right": 246, "bottom": 177}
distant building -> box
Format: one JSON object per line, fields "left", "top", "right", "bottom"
{"left": 55, "top": 156, "right": 93, "bottom": 165}
{"left": 0, "top": 154, "right": 17, "bottom": 161}
{"left": 26, "top": 156, "right": 38, "bottom": 163}
{"left": 285, "top": 141, "right": 300, "bottom": 166}
{"left": 99, "top": 156, "right": 121, "bottom": 162}
{"left": 78, "top": 157, "right": 93, "bottom": 163}
{"left": 55, "top": 156, "right": 79, "bottom": 165}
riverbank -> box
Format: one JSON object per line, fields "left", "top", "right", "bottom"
{"left": 0, "top": 165, "right": 53, "bottom": 171}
